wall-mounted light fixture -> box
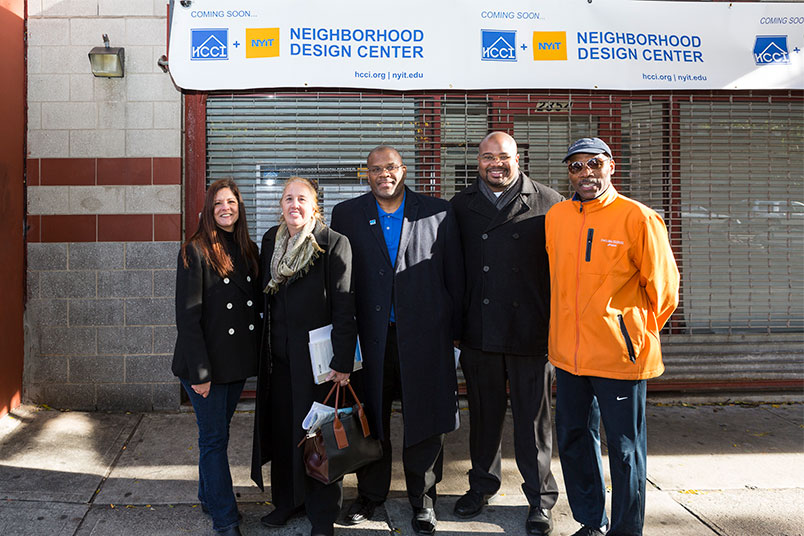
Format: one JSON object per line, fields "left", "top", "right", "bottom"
{"left": 88, "top": 34, "right": 125, "bottom": 78}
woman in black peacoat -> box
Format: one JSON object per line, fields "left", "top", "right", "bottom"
{"left": 172, "top": 179, "right": 260, "bottom": 536}
{"left": 250, "top": 177, "right": 357, "bottom": 536}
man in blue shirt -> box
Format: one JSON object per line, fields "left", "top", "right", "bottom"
{"left": 331, "top": 146, "right": 464, "bottom": 535}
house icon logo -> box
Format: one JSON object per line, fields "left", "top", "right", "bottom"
{"left": 191, "top": 28, "right": 229, "bottom": 61}
{"left": 482, "top": 30, "right": 517, "bottom": 62}
{"left": 753, "top": 36, "right": 790, "bottom": 65}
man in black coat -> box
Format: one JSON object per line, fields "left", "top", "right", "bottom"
{"left": 330, "top": 145, "right": 463, "bottom": 535}
{"left": 450, "top": 132, "right": 564, "bottom": 536}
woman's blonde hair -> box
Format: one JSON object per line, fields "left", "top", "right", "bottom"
{"left": 281, "top": 176, "right": 324, "bottom": 223}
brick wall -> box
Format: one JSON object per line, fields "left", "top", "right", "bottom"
{"left": 25, "top": 1, "right": 182, "bottom": 410}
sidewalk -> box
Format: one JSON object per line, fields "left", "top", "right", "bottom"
{"left": 0, "top": 398, "right": 802, "bottom": 536}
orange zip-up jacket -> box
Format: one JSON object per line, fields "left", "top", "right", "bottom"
{"left": 545, "top": 187, "right": 679, "bottom": 380}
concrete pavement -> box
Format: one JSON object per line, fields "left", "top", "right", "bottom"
{"left": 0, "top": 398, "right": 802, "bottom": 536}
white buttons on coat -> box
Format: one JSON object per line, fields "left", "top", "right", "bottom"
{"left": 247, "top": 276, "right": 251, "bottom": 282}
{"left": 249, "top": 324, "right": 255, "bottom": 331}
{"left": 227, "top": 303, "right": 233, "bottom": 309}
{"left": 223, "top": 278, "right": 230, "bottom": 284}
{"left": 228, "top": 328, "right": 235, "bottom": 335}
{"left": 247, "top": 300, "right": 253, "bottom": 307}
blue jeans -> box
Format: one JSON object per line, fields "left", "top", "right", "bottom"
{"left": 181, "top": 378, "right": 245, "bottom": 533}
{"left": 555, "top": 369, "right": 647, "bottom": 536}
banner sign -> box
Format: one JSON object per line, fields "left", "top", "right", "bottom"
{"left": 168, "top": 0, "right": 804, "bottom": 91}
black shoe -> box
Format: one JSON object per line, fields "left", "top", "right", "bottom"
{"left": 260, "top": 505, "right": 304, "bottom": 528}
{"left": 310, "top": 526, "right": 334, "bottom": 536}
{"left": 453, "top": 490, "right": 491, "bottom": 518}
{"left": 411, "top": 507, "right": 437, "bottom": 535}
{"left": 343, "top": 496, "right": 381, "bottom": 525}
{"left": 217, "top": 526, "right": 242, "bottom": 536}
{"left": 571, "top": 526, "right": 606, "bottom": 536}
{"left": 526, "top": 507, "right": 553, "bottom": 535}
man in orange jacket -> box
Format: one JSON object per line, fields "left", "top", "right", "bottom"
{"left": 545, "top": 138, "right": 679, "bottom": 536}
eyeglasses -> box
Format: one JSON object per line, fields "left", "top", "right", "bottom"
{"left": 567, "top": 156, "right": 610, "bottom": 174}
{"left": 479, "top": 153, "right": 513, "bottom": 163}
{"left": 368, "top": 164, "right": 404, "bottom": 175}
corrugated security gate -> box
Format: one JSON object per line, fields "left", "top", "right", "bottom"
{"left": 205, "top": 90, "right": 804, "bottom": 388}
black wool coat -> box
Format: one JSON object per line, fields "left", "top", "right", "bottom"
{"left": 450, "top": 173, "right": 564, "bottom": 356}
{"left": 330, "top": 188, "right": 464, "bottom": 447}
{"left": 250, "top": 222, "right": 357, "bottom": 491}
{"left": 172, "top": 240, "right": 261, "bottom": 384}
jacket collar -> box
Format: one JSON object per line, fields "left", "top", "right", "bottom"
{"left": 466, "top": 172, "right": 537, "bottom": 230}
{"left": 571, "top": 185, "right": 619, "bottom": 214}
{"left": 360, "top": 187, "right": 419, "bottom": 268}
{"left": 396, "top": 188, "right": 420, "bottom": 271}
{"left": 311, "top": 220, "right": 329, "bottom": 248}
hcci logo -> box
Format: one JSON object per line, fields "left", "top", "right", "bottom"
{"left": 246, "top": 28, "right": 280, "bottom": 58}
{"left": 753, "top": 35, "right": 790, "bottom": 65}
{"left": 532, "top": 32, "right": 567, "bottom": 61}
{"left": 191, "top": 28, "right": 228, "bottom": 61}
{"left": 482, "top": 30, "right": 516, "bottom": 62}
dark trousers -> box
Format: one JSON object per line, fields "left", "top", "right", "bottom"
{"left": 356, "top": 325, "right": 446, "bottom": 509}
{"left": 270, "top": 354, "right": 342, "bottom": 535}
{"left": 181, "top": 378, "right": 244, "bottom": 533}
{"left": 555, "top": 368, "right": 647, "bottom": 536}
{"left": 459, "top": 346, "right": 558, "bottom": 509}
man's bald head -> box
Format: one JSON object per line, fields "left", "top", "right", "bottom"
{"left": 477, "top": 131, "right": 520, "bottom": 192}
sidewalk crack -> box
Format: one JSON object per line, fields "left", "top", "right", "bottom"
{"left": 72, "top": 413, "right": 145, "bottom": 535}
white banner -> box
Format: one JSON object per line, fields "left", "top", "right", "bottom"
{"left": 168, "top": 0, "right": 804, "bottom": 91}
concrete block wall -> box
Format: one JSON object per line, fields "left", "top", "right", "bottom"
{"left": 25, "top": 1, "right": 183, "bottom": 410}
{"left": 25, "top": 242, "right": 179, "bottom": 410}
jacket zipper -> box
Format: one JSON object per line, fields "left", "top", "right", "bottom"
{"left": 573, "top": 202, "right": 586, "bottom": 373}
{"left": 617, "top": 314, "right": 637, "bottom": 363}
{"left": 585, "top": 228, "right": 595, "bottom": 262}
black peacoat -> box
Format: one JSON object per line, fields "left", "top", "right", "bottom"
{"left": 172, "top": 239, "right": 261, "bottom": 385}
{"left": 250, "top": 222, "right": 357, "bottom": 492}
{"left": 330, "top": 187, "right": 463, "bottom": 448}
{"left": 450, "top": 173, "right": 564, "bottom": 356}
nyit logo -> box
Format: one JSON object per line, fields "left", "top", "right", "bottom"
{"left": 482, "top": 30, "right": 516, "bottom": 62}
{"left": 532, "top": 32, "right": 567, "bottom": 61}
{"left": 191, "top": 28, "right": 228, "bottom": 61}
{"left": 246, "top": 28, "right": 280, "bottom": 58}
{"left": 753, "top": 35, "right": 790, "bottom": 65}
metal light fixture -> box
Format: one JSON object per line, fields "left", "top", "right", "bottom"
{"left": 88, "top": 34, "right": 125, "bottom": 78}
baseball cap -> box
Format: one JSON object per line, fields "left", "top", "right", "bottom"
{"left": 562, "top": 137, "right": 612, "bottom": 162}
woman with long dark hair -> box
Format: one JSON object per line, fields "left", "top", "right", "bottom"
{"left": 251, "top": 177, "right": 357, "bottom": 536}
{"left": 172, "top": 178, "right": 260, "bottom": 536}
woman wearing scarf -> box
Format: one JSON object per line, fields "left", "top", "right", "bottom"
{"left": 251, "top": 177, "right": 358, "bottom": 536}
{"left": 172, "top": 178, "right": 261, "bottom": 536}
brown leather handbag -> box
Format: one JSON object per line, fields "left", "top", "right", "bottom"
{"left": 299, "top": 382, "right": 383, "bottom": 485}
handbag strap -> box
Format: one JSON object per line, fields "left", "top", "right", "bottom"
{"left": 321, "top": 383, "right": 372, "bottom": 448}
{"left": 321, "top": 381, "right": 365, "bottom": 409}
{"left": 321, "top": 382, "right": 340, "bottom": 407}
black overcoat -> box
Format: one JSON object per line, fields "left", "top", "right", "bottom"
{"left": 450, "top": 173, "right": 564, "bottom": 355}
{"left": 250, "top": 222, "right": 357, "bottom": 492}
{"left": 330, "top": 188, "right": 463, "bottom": 447}
{"left": 172, "top": 240, "right": 260, "bottom": 384}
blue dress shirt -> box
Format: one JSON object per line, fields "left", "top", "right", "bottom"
{"left": 377, "top": 194, "right": 405, "bottom": 323}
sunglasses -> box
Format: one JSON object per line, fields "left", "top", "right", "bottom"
{"left": 567, "top": 156, "right": 610, "bottom": 174}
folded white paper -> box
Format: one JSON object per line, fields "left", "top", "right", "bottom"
{"left": 302, "top": 401, "right": 336, "bottom": 432}
{"left": 302, "top": 401, "right": 354, "bottom": 433}
{"left": 308, "top": 324, "right": 362, "bottom": 385}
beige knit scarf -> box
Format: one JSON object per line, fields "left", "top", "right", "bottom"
{"left": 265, "top": 218, "right": 323, "bottom": 294}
